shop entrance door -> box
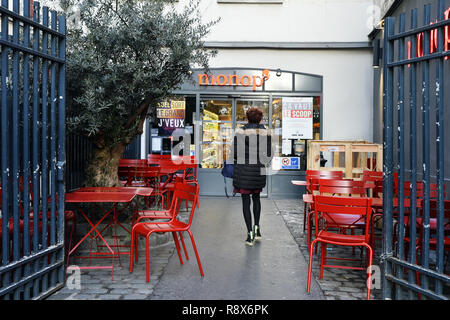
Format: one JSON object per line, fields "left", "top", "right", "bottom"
{"left": 198, "top": 97, "right": 270, "bottom": 197}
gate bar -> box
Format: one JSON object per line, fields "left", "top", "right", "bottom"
{"left": 407, "top": 8, "right": 418, "bottom": 301}
{"left": 382, "top": 16, "right": 395, "bottom": 300}
{"left": 31, "top": 1, "right": 41, "bottom": 298}
{"left": 1, "top": 0, "right": 11, "bottom": 300}
{"left": 22, "top": 0, "right": 32, "bottom": 300}
{"left": 387, "top": 18, "right": 450, "bottom": 40}
{"left": 57, "top": 14, "right": 67, "bottom": 284}
{"left": 395, "top": 12, "right": 406, "bottom": 300}
{"left": 41, "top": 5, "right": 49, "bottom": 294}
{"left": 0, "top": 5, "right": 65, "bottom": 37}
{"left": 420, "top": 4, "right": 431, "bottom": 294}
{"left": 434, "top": 0, "right": 446, "bottom": 296}
{"left": 11, "top": 0, "right": 21, "bottom": 300}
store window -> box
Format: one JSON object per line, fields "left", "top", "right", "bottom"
{"left": 200, "top": 99, "right": 233, "bottom": 169}
{"left": 272, "top": 96, "right": 321, "bottom": 171}
{"left": 236, "top": 100, "right": 269, "bottom": 125}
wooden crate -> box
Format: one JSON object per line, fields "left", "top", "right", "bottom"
{"left": 307, "top": 140, "right": 383, "bottom": 179}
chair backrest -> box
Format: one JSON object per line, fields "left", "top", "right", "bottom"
{"left": 363, "top": 170, "right": 383, "bottom": 181}
{"left": 314, "top": 195, "right": 372, "bottom": 242}
{"left": 427, "top": 199, "right": 450, "bottom": 219}
{"left": 147, "top": 154, "right": 172, "bottom": 164}
{"left": 306, "top": 170, "right": 343, "bottom": 179}
{"left": 171, "top": 182, "right": 199, "bottom": 226}
{"left": 306, "top": 170, "right": 343, "bottom": 193}
{"left": 394, "top": 181, "right": 445, "bottom": 200}
{"left": 363, "top": 171, "right": 383, "bottom": 198}
{"left": 119, "top": 166, "right": 161, "bottom": 186}
{"left": 119, "top": 159, "right": 148, "bottom": 167}
{"left": 318, "top": 179, "right": 367, "bottom": 197}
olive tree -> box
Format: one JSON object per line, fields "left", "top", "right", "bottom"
{"left": 65, "top": 0, "right": 217, "bottom": 186}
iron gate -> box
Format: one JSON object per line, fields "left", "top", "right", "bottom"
{"left": 382, "top": 0, "right": 450, "bottom": 300}
{"left": 0, "top": 0, "right": 66, "bottom": 299}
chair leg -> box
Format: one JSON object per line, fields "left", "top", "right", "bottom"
{"left": 130, "top": 231, "right": 135, "bottom": 273}
{"left": 146, "top": 234, "right": 150, "bottom": 283}
{"left": 135, "top": 232, "right": 139, "bottom": 263}
{"left": 307, "top": 239, "right": 318, "bottom": 293}
{"left": 320, "top": 243, "right": 327, "bottom": 279}
{"left": 365, "top": 244, "right": 373, "bottom": 300}
{"left": 187, "top": 229, "right": 204, "bottom": 277}
{"left": 172, "top": 232, "right": 184, "bottom": 265}
{"left": 179, "top": 231, "right": 189, "bottom": 261}
{"left": 303, "top": 202, "right": 308, "bottom": 232}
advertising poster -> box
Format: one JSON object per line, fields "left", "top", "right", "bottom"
{"left": 157, "top": 98, "right": 186, "bottom": 135}
{"left": 282, "top": 97, "right": 313, "bottom": 140}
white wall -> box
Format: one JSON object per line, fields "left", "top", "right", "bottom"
{"left": 174, "top": 0, "right": 375, "bottom": 142}
{"left": 177, "top": 0, "right": 376, "bottom": 43}
{"left": 208, "top": 48, "right": 374, "bottom": 141}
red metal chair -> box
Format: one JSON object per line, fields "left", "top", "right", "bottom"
{"left": 303, "top": 170, "right": 343, "bottom": 232}
{"left": 132, "top": 182, "right": 189, "bottom": 264}
{"left": 307, "top": 195, "right": 374, "bottom": 300}
{"left": 130, "top": 183, "right": 203, "bottom": 283}
{"left": 307, "top": 179, "right": 367, "bottom": 250}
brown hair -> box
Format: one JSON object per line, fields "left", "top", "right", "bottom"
{"left": 246, "top": 107, "right": 263, "bottom": 124}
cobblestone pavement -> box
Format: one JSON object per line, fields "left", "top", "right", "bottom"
{"left": 47, "top": 244, "right": 176, "bottom": 300}
{"left": 48, "top": 197, "right": 382, "bottom": 300}
{"left": 274, "top": 198, "right": 383, "bottom": 300}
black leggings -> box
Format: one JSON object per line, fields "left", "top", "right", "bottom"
{"left": 241, "top": 193, "right": 261, "bottom": 233}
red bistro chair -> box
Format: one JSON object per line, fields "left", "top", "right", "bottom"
{"left": 303, "top": 170, "right": 343, "bottom": 232}
{"left": 130, "top": 183, "right": 203, "bottom": 283}
{"left": 132, "top": 182, "right": 190, "bottom": 264}
{"left": 307, "top": 195, "right": 374, "bottom": 300}
{"left": 307, "top": 179, "right": 367, "bottom": 250}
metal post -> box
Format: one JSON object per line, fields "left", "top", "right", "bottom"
{"left": 434, "top": 0, "right": 445, "bottom": 296}
{"left": 382, "top": 16, "right": 395, "bottom": 300}
{"left": 57, "top": 14, "right": 67, "bottom": 284}
{"left": 23, "top": 0, "right": 32, "bottom": 300}
{"left": 408, "top": 8, "right": 418, "bottom": 301}
{"left": 1, "top": 0, "right": 11, "bottom": 300}
{"left": 395, "top": 12, "right": 406, "bottom": 300}
{"left": 420, "top": 4, "right": 431, "bottom": 295}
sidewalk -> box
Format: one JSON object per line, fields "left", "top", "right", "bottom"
{"left": 151, "top": 196, "right": 324, "bottom": 300}
{"left": 48, "top": 196, "right": 325, "bottom": 300}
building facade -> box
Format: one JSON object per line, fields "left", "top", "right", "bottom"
{"left": 143, "top": 0, "right": 378, "bottom": 197}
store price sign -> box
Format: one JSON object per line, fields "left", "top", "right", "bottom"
{"left": 282, "top": 97, "right": 313, "bottom": 140}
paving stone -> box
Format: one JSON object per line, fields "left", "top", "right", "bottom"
{"left": 122, "top": 294, "right": 150, "bottom": 300}
{"left": 100, "top": 294, "right": 123, "bottom": 300}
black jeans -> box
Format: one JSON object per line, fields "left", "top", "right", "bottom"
{"left": 241, "top": 193, "right": 261, "bottom": 233}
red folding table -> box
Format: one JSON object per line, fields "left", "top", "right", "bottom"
{"left": 65, "top": 190, "right": 139, "bottom": 280}
{"left": 77, "top": 187, "right": 153, "bottom": 260}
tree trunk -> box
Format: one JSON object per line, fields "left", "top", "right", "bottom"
{"left": 83, "top": 141, "right": 127, "bottom": 187}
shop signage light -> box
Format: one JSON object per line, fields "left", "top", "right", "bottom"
{"left": 198, "top": 69, "right": 271, "bottom": 91}
{"left": 407, "top": 7, "right": 450, "bottom": 62}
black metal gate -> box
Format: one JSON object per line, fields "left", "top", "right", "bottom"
{"left": 382, "top": 0, "right": 450, "bottom": 299}
{"left": 0, "top": 0, "right": 66, "bottom": 299}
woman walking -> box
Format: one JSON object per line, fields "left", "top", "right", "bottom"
{"left": 233, "top": 107, "right": 273, "bottom": 246}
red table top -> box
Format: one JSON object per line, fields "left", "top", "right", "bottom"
{"left": 77, "top": 187, "right": 153, "bottom": 197}
{"left": 303, "top": 195, "right": 422, "bottom": 208}
{"left": 65, "top": 191, "right": 136, "bottom": 203}
{"left": 292, "top": 180, "right": 375, "bottom": 189}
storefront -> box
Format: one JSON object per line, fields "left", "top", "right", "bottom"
{"left": 145, "top": 67, "right": 323, "bottom": 197}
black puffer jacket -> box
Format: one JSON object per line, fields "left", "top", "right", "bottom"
{"left": 232, "top": 123, "right": 273, "bottom": 190}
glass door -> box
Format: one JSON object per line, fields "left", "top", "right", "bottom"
{"left": 200, "top": 98, "right": 234, "bottom": 169}
{"left": 236, "top": 99, "right": 270, "bottom": 127}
